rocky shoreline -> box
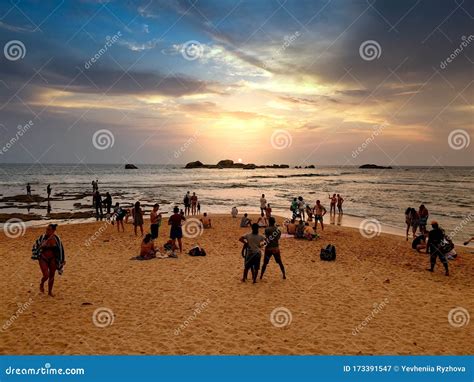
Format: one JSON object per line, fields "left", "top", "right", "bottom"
{"left": 185, "top": 159, "right": 299, "bottom": 169}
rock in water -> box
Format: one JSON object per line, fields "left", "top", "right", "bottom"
{"left": 125, "top": 164, "right": 138, "bottom": 169}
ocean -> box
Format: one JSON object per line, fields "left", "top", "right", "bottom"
{"left": 0, "top": 164, "right": 472, "bottom": 240}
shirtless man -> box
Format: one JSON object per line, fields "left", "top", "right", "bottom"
{"left": 313, "top": 200, "right": 327, "bottom": 231}
{"left": 336, "top": 194, "right": 344, "bottom": 213}
{"left": 190, "top": 192, "right": 198, "bottom": 215}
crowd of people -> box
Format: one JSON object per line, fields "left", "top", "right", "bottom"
{"left": 26, "top": 183, "right": 471, "bottom": 295}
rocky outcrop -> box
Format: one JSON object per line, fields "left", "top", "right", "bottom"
{"left": 184, "top": 161, "right": 204, "bottom": 169}
{"left": 125, "top": 164, "right": 138, "bottom": 169}
{"left": 243, "top": 163, "right": 257, "bottom": 170}
{"left": 359, "top": 164, "right": 393, "bottom": 169}
{"left": 184, "top": 160, "right": 290, "bottom": 169}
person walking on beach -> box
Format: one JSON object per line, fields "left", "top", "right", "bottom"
{"left": 114, "top": 202, "right": 125, "bottom": 232}
{"left": 191, "top": 192, "right": 198, "bottom": 215}
{"left": 313, "top": 200, "right": 327, "bottom": 231}
{"left": 94, "top": 190, "right": 103, "bottom": 220}
{"left": 426, "top": 221, "right": 449, "bottom": 276}
{"left": 183, "top": 192, "right": 191, "bottom": 215}
{"left": 46, "top": 184, "right": 52, "bottom": 200}
{"left": 132, "top": 201, "right": 144, "bottom": 237}
{"left": 26, "top": 183, "right": 31, "bottom": 196}
{"left": 329, "top": 194, "right": 337, "bottom": 214}
{"left": 336, "top": 194, "right": 344, "bottom": 213}
{"left": 169, "top": 206, "right": 185, "bottom": 253}
{"left": 150, "top": 203, "right": 162, "bottom": 240}
{"left": 418, "top": 204, "right": 429, "bottom": 234}
{"left": 260, "top": 194, "right": 267, "bottom": 214}
{"left": 261, "top": 217, "right": 286, "bottom": 280}
{"left": 32, "top": 224, "right": 65, "bottom": 297}
{"left": 239, "top": 223, "right": 265, "bottom": 283}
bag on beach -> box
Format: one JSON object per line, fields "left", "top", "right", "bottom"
{"left": 188, "top": 246, "right": 206, "bottom": 257}
{"left": 320, "top": 244, "right": 336, "bottom": 261}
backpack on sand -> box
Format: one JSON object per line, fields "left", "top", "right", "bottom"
{"left": 188, "top": 246, "right": 207, "bottom": 257}
{"left": 320, "top": 244, "right": 336, "bottom": 261}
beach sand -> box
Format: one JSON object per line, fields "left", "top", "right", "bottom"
{"left": 0, "top": 214, "right": 472, "bottom": 355}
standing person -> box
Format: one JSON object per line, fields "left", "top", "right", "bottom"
{"left": 405, "top": 207, "right": 412, "bottom": 241}
{"left": 104, "top": 192, "right": 112, "bottom": 215}
{"left": 419, "top": 204, "right": 429, "bottom": 235}
{"left": 426, "top": 221, "right": 449, "bottom": 276}
{"left": 26, "top": 183, "right": 31, "bottom": 196}
{"left": 336, "top": 194, "right": 344, "bottom": 213}
{"left": 261, "top": 217, "right": 286, "bottom": 280}
{"left": 231, "top": 206, "right": 238, "bottom": 218}
{"left": 114, "top": 202, "right": 125, "bottom": 232}
{"left": 290, "top": 197, "right": 298, "bottom": 219}
{"left": 410, "top": 208, "right": 420, "bottom": 238}
{"left": 94, "top": 190, "right": 103, "bottom": 220}
{"left": 191, "top": 192, "right": 198, "bottom": 215}
{"left": 31, "top": 224, "right": 65, "bottom": 297}
{"left": 183, "top": 192, "right": 191, "bottom": 216}
{"left": 132, "top": 201, "right": 144, "bottom": 237}
{"left": 46, "top": 184, "right": 52, "bottom": 200}
{"left": 150, "top": 203, "right": 162, "bottom": 240}
{"left": 197, "top": 202, "right": 201, "bottom": 215}
{"left": 91, "top": 180, "right": 96, "bottom": 192}
{"left": 313, "top": 200, "right": 327, "bottom": 231}
{"left": 265, "top": 203, "right": 272, "bottom": 219}
{"left": 169, "top": 206, "right": 185, "bottom": 253}
{"left": 239, "top": 223, "right": 265, "bottom": 283}
{"left": 297, "top": 196, "right": 306, "bottom": 221}
{"left": 259, "top": 194, "right": 267, "bottom": 214}
{"left": 329, "top": 194, "right": 337, "bottom": 214}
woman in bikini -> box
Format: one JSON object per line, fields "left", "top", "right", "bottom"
{"left": 329, "top": 194, "right": 337, "bottom": 214}
{"left": 139, "top": 234, "right": 157, "bottom": 260}
{"left": 132, "top": 201, "right": 144, "bottom": 237}
{"left": 32, "top": 224, "right": 65, "bottom": 297}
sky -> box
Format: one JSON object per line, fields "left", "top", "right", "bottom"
{"left": 0, "top": 0, "right": 472, "bottom": 166}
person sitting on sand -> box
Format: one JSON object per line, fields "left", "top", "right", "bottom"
{"left": 304, "top": 222, "right": 316, "bottom": 240}
{"left": 285, "top": 218, "right": 296, "bottom": 235}
{"left": 329, "top": 193, "right": 337, "bottom": 214}
{"left": 265, "top": 203, "right": 272, "bottom": 219}
{"left": 295, "top": 220, "right": 305, "bottom": 239}
{"left": 240, "top": 213, "right": 251, "bottom": 227}
{"left": 418, "top": 204, "right": 429, "bottom": 234}
{"left": 32, "top": 224, "right": 65, "bottom": 297}
{"left": 114, "top": 202, "right": 126, "bottom": 232}
{"left": 169, "top": 206, "right": 185, "bottom": 253}
{"left": 200, "top": 212, "right": 212, "bottom": 228}
{"left": 231, "top": 206, "right": 238, "bottom": 218}
{"left": 239, "top": 223, "right": 265, "bottom": 283}
{"left": 261, "top": 217, "right": 286, "bottom": 280}
{"left": 412, "top": 232, "right": 428, "bottom": 252}
{"left": 336, "top": 194, "right": 344, "bottom": 213}
{"left": 139, "top": 234, "right": 157, "bottom": 260}
{"left": 150, "top": 203, "right": 162, "bottom": 240}
{"left": 426, "top": 221, "right": 449, "bottom": 276}
{"left": 257, "top": 212, "right": 268, "bottom": 227}
{"left": 132, "top": 201, "right": 144, "bottom": 237}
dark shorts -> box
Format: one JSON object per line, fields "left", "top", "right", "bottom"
{"left": 184, "top": 203, "right": 190, "bottom": 208}
{"left": 245, "top": 251, "right": 261, "bottom": 270}
{"left": 151, "top": 223, "right": 159, "bottom": 239}
{"left": 170, "top": 226, "right": 183, "bottom": 239}
{"left": 315, "top": 215, "right": 323, "bottom": 222}
{"left": 264, "top": 247, "right": 281, "bottom": 263}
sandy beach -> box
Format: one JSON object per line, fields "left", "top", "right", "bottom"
{"left": 0, "top": 214, "right": 472, "bottom": 355}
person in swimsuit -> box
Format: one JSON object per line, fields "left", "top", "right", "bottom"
{"left": 114, "top": 202, "right": 125, "bottom": 232}
{"left": 191, "top": 192, "right": 198, "bottom": 215}
{"left": 257, "top": 212, "right": 268, "bottom": 227}
{"left": 285, "top": 218, "right": 296, "bottom": 235}
{"left": 336, "top": 194, "right": 344, "bottom": 213}
{"left": 183, "top": 192, "right": 191, "bottom": 216}
{"left": 329, "top": 194, "right": 337, "bottom": 214}
{"left": 261, "top": 217, "right": 286, "bottom": 280}
{"left": 418, "top": 204, "right": 429, "bottom": 234}
{"left": 239, "top": 223, "right": 265, "bottom": 283}
{"left": 169, "top": 206, "right": 185, "bottom": 252}
{"left": 410, "top": 208, "right": 420, "bottom": 239}
{"left": 32, "top": 224, "right": 65, "bottom": 297}
{"left": 259, "top": 194, "right": 267, "bottom": 215}
{"left": 132, "top": 201, "right": 144, "bottom": 237}
{"left": 26, "top": 183, "right": 31, "bottom": 196}
{"left": 313, "top": 200, "right": 327, "bottom": 231}
{"left": 200, "top": 212, "right": 212, "bottom": 228}
{"left": 265, "top": 204, "right": 272, "bottom": 219}
{"left": 150, "top": 203, "right": 162, "bottom": 239}
{"left": 140, "top": 234, "right": 157, "bottom": 260}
